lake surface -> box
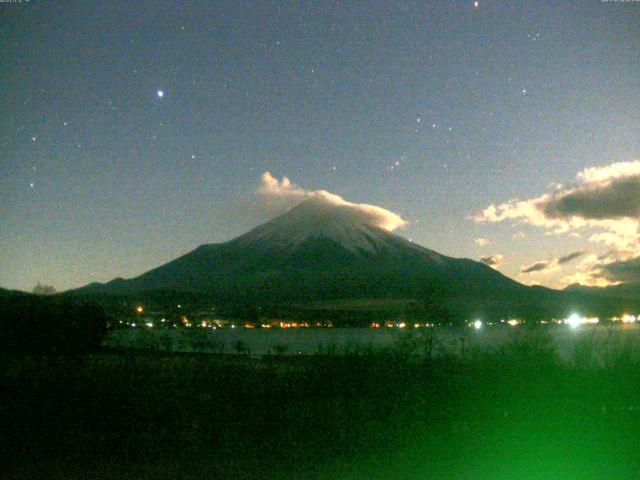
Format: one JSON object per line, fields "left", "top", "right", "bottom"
{"left": 104, "top": 323, "right": 640, "bottom": 362}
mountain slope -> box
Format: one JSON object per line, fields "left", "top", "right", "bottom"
{"left": 70, "top": 198, "right": 635, "bottom": 319}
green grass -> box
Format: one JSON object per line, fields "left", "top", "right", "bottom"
{"left": 2, "top": 341, "right": 640, "bottom": 479}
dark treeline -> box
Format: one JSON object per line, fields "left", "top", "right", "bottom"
{"left": 0, "top": 295, "right": 107, "bottom": 353}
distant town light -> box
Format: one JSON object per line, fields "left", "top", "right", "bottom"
{"left": 473, "top": 319, "right": 482, "bottom": 330}
{"left": 135, "top": 306, "right": 143, "bottom": 313}
{"left": 145, "top": 322, "right": 153, "bottom": 328}
{"left": 622, "top": 314, "right": 637, "bottom": 324}
{"left": 566, "top": 313, "right": 582, "bottom": 329}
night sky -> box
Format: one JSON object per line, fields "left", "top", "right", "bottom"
{"left": 1, "top": 1, "right": 639, "bottom": 292}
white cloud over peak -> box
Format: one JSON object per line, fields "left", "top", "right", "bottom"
{"left": 257, "top": 172, "right": 408, "bottom": 231}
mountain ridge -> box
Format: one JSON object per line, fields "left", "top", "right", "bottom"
{"left": 564, "top": 282, "right": 640, "bottom": 300}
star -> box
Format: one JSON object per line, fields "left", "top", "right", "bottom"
{"left": 474, "top": 1, "right": 479, "bottom": 8}
{"left": 29, "top": 182, "right": 35, "bottom": 188}
{"left": 522, "top": 88, "right": 527, "bottom": 95}
{"left": 157, "top": 90, "right": 164, "bottom": 98}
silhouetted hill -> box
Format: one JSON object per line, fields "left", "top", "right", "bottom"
{"left": 0, "top": 287, "right": 30, "bottom": 298}
{"left": 564, "top": 282, "right": 640, "bottom": 301}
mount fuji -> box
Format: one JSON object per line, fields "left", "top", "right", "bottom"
{"left": 70, "top": 197, "right": 630, "bottom": 320}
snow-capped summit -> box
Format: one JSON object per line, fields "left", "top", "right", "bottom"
{"left": 233, "top": 197, "right": 417, "bottom": 255}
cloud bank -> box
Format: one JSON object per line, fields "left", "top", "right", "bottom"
{"left": 600, "top": 257, "right": 640, "bottom": 283}
{"left": 257, "top": 172, "right": 408, "bottom": 231}
{"left": 473, "top": 160, "right": 639, "bottom": 250}
{"left": 541, "top": 175, "right": 640, "bottom": 221}
{"left": 474, "top": 160, "right": 640, "bottom": 285}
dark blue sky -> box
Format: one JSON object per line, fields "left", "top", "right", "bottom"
{"left": 1, "top": 0, "right": 639, "bottom": 291}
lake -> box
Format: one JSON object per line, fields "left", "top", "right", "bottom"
{"left": 104, "top": 323, "right": 640, "bottom": 362}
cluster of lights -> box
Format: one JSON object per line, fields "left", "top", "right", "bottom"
{"left": 370, "top": 322, "right": 436, "bottom": 329}
{"left": 279, "top": 322, "right": 309, "bottom": 328}
{"left": 131, "top": 319, "right": 334, "bottom": 329}
{"left": 564, "top": 313, "right": 599, "bottom": 329}
{"left": 621, "top": 314, "right": 637, "bottom": 324}
{"left": 126, "top": 307, "right": 640, "bottom": 331}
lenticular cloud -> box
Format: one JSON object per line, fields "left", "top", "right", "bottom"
{"left": 257, "top": 172, "right": 408, "bottom": 231}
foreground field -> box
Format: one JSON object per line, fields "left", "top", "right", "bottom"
{"left": 2, "top": 339, "right": 640, "bottom": 479}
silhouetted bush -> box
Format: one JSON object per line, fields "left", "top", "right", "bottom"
{"left": 0, "top": 295, "right": 107, "bottom": 353}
